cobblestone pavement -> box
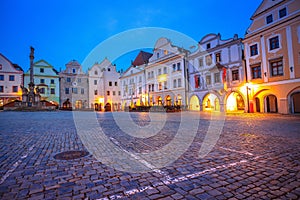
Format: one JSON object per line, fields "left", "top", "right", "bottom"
{"left": 0, "top": 111, "right": 300, "bottom": 199}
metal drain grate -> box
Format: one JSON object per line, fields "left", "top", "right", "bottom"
{"left": 54, "top": 150, "right": 89, "bottom": 160}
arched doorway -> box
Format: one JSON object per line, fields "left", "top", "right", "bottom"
{"left": 105, "top": 103, "right": 111, "bottom": 111}
{"left": 265, "top": 95, "right": 277, "bottom": 113}
{"left": 255, "top": 97, "right": 260, "bottom": 112}
{"left": 94, "top": 103, "right": 99, "bottom": 111}
{"left": 291, "top": 92, "right": 300, "bottom": 113}
{"left": 226, "top": 92, "right": 245, "bottom": 112}
{"left": 75, "top": 100, "right": 82, "bottom": 109}
{"left": 166, "top": 95, "right": 172, "bottom": 106}
{"left": 189, "top": 95, "right": 200, "bottom": 111}
{"left": 203, "top": 93, "right": 220, "bottom": 111}
{"left": 157, "top": 96, "right": 162, "bottom": 105}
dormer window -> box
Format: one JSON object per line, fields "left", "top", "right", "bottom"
{"left": 108, "top": 68, "right": 111, "bottom": 71}
{"left": 72, "top": 68, "right": 76, "bottom": 74}
{"left": 279, "top": 7, "right": 287, "bottom": 18}
{"left": 266, "top": 14, "right": 273, "bottom": 24}
{"left": 40, "top": 68, "right": 44, "bottom": 73}
{"left": 95, "top": 70, "right": 98, "bottom": 75}
{"left": 157, "top": 52, "right": 160, "bottom": 59}
{"left": 206, "top": 43, "right": 211, "bottom": 49}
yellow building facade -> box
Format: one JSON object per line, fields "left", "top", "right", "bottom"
{"left": 244, "top": 0, "right": 300, "bottom": 113}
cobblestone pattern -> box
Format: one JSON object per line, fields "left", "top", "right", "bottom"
{"left": 0, "top": 111, "right": 299, "bottom": 199}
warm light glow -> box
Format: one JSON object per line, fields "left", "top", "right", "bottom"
{"left": 98, "top": 97, "right": 104, "bottom": 104}
{"left": 158, "top": 74, "right": 167, "bottom": 82}
{"left": 226, "top": 93, "right": 237, "bottom": 111}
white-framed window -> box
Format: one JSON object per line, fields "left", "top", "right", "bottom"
{"left": 266, "top": 14, "right": 273, "bottom": 24}
{"left": 270, "top": 58, "right": 284, "bottom": 77}
{"left": 279, "top": 7, "right": 287, "bottom": 18}
{"left": 232, "top": 69, "right": 239, "bottom": 81}
{"left": 178, "top": 78, "right": 182, "bottom": 87}
{"left": 269, "top": 35, "right": 280, "bottom": 51}
{"left": 250, "top": 43, "right": 259, "bottom": 56}
{"left": 214, "top": 73, "right": 220, "bottom": 83}
{"left": 199, "top": 58, "right": 204, "bottom": 67}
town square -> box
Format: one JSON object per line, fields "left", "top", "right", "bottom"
{"left": 1, "top": 0, "right": 300, "bottom": 199}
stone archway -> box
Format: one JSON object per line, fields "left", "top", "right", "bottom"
{"left": 291, "top": 92, "right": 300, "bottom": 113}
{"left": 226, "top": 92, "right": 245, "bottom": 112}
{"left": 203, "top": 93, "right": 220, "bottom": 111}
{"left": 189, "top": 95, "right": 200, "bottom": 111}
{"left": 165, "top": 95, "right": 172, "bottom": 106}
{"left": 265, "top": 95, "right": 278, "bottom": 113}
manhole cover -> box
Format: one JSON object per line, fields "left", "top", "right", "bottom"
{"left": 54, "top": 150, "right": 89, "bottom": 160}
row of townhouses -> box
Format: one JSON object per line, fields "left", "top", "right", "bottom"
{"left": 0, "top": 0, "right": 299, "bottom": 113}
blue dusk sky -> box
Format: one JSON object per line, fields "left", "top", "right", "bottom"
{"left": 0, "top": 0, "right": 262, "bottom": 73}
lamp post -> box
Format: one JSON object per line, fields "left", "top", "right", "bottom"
{"left": 246, "top": 83, "right": 251, "bottom": 113}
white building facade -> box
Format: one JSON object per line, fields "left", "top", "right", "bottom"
{"left": 188, "top": 33, "right": 245, "bottom": 112}
{"left": 88, "top": 58, "right": 121, "bottom": 111}
{"left": 0, "top": 54, "right": 23, "bottom": 107}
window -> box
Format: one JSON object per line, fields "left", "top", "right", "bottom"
{"left": 115, "top": 82, "right": 118, "bottom": 86}
{"left": 113, "top": 91, "right": 116, "bottom": 96}
{"left": 270, "top": 59, "right": 283, "bottom": 76}
{"left": 66, "top": 77, "right": 71, "bottom": 82}
{"left": 199, "top": 58, "right": 204, "bottom": 67}
{"left": 118, "top": 91, "right": 121, "bottom": 96}
{"left": 215, "top": 52, "right": 221, "bottom": 63}
{"left": 95, "top": 70, "right": 98, "bottom": 75}
{"left": 9, "top": 75, "right": 15, "bottom": 81}
{"left": 164, "top": 50, "right": 168, "bottom": 55}
{"left": 109, "top": 81, "right": 112, "bottom": 86}
{"left": 205, "top": 54, "right": 212, "bottom": 66}
{"left": 50, "top": 88, "right": 55, "bottom": 94}
{"left": 266, "top": 14, "right": 273, "bottom": 24}
{"left": 151, "top": 71, "right": 154, "bottom": 78}
{"left": 148, "top": 72, "right": 151, "bottom": 79}
{"left": 232, "top": 70, "right": 239, "bottom": 81}
{"left": 158, "top": 68, "right": 161, "bottom": 75}
{"left": 163, "top": 67, "right": 167, "bottom": 74}
{"left": 72, "top": 68, "right": 76, "bottom": 74}
{"left": 206, "top": 75, "right": 211, "bottom": 85}
{"left": 0, "top": 86, "right": 3, "bottom": 92}
{"left": 138, "top": 87, "right": 142, "bottom": 94}
{"left": 78, "top": 78, "right": 81, "bottom": 83}
{"left": 173, "top": 79, "right": 177, "bottom": 88}
{"left": 173, "top": 64, "right": 176, "bottom": 72}
{"left": 40, "top": 79, "right": 45, "bottom": 84}
{"left": 40, "top": 88, "right": 45, "bottom": 94}
{"left": 279, "top": 8, "right": 287, "bottom": 18}
{"left": 40, "top": 68, "right": 44, "bottom": 73}
{"left": 250, "top": 44, "right": 258, "bottom": 56}
{"left": 157, "top": 52, "right": 160, "bottom": 59}
{"left": 12, "top": 86, "right": 18, "bottom": 93}
{"left": 81, "top": 88, "right": 84, "bottom": 94}
{"left": 251, "top": 64, "right": 262, "bottom": 79}
{"left": 94, "top": 80, "right": 97, "bottom": 85}
{"left": 0, "top": 64, "right": 2, "bottom": 70}
{"left": 108, "top": 68, "right": 111, "bottom": 71}
{"left": 158, "top": 82, "right": 162, "bottom": 91}
{"left": 151, "top": 84, "right": 154, "bottom": 91}
{"left": 94, "top": 90, "right": 98, "bottom": 95}
{"left": 177, "top": 63, "right": 181, "bottom": 71}
{"left": 164, "top": 81, "right": 167, "bottom": 89}
{"left": 65, "top": 88, "right": 69, "bottom": 94}
{"left": 148, "top": 84, "right": 151, "bottom": 92}
{"left": 0, "top": 75, "right": 4, "bottom": 81}
{"left": 206, "top": 43, "right": 211, "bottom": 49}
{"left": 139, "top": 76, "right": 142, "bottom": 82}
{"left": 178, "top": 78, "right": 182, "bottom": 87}
{"left": 214, "top": 73, "right": 220, "bottom": 83}
{"left": 72, "top": 88, "right": 78, "bottom": 94}
{"left": 194, "top": 75, "right": 200, "bottom": 88}
{"left": 269, "top": 36, "right": 279, "bottom": 50}
{"left": 107, "top": 91, "right": 110, "bottom": 96}
{"left": 50, "top": 79, "right": 55, "bottom": 84}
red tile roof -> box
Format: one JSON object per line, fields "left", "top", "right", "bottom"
{"left": 132, "top": 51, "right": 152, "bottom": 66}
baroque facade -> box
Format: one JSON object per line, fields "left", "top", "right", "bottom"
{"left": 24, "top": 60, "right": 59, "bottom": 105}
{"left": 0, "top": 53, "right": 23, "bottom": 107}
{"left": 59, "top": 60, "right": 89, "bottom": 109}
{"left": 243, "top": 0, "right": 300, "bottom": 114}
{"left": 88, "top": 58, "right": 121, "bottom": 111}
{"left": 188, "top": 33, "right": 245, "bottom": 112}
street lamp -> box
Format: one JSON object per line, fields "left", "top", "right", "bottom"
{"left": 246, "top": 83, "right": 251, "bottom": 113}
